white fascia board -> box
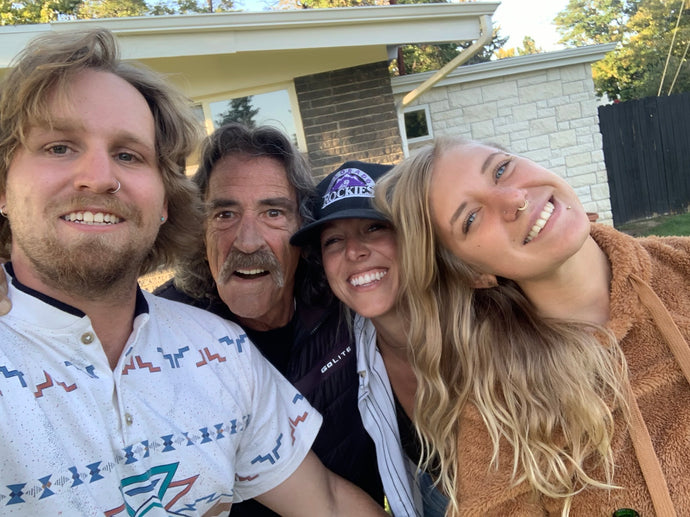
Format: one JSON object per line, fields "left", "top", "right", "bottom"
{"left": 391, "top": 43, "right": 618, "bottom": 94}
{"left": 0, "top": 24, "right": 52, "bottom": 69}
{"left": 0, "top": 3, "right": 499, "bottom": 64}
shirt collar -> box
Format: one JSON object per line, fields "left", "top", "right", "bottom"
{"left": 5, "top": 262, "right": 149, "bottom": 318}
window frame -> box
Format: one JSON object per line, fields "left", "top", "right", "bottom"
{"left": 196, "top": 83, "right": 306, "bottom": 151}
{"left": 401, "top": 104, "right": 433, "bottom": 144}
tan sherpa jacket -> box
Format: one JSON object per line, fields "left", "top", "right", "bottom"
{"left": 451, "top": 224, "right": 690, "bottom": 516}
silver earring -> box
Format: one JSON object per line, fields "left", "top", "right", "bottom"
{"left": 0, "top": 205, "right": 7, "bottom": 218}
{"left": 109, "top": 180, "right": 121, "bottom": 194}
{"left": 517, "top": 199, "right": 529, "bottom": 211}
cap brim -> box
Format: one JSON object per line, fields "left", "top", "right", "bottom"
{"left": 290, "top": 209, "right": 388, "bottom": 246}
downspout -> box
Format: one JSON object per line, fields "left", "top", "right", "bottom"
{"left": 398, "top": 14, "right": 493, "bottom": 157}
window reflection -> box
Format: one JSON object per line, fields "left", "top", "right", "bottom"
{"left": 210, "top": 90, "right": 298, "bottom": 146}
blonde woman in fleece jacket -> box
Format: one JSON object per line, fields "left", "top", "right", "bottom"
{"left": 376, "top": 136, "right": 690, "bottom": 516}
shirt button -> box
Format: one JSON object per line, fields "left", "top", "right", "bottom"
{"left": 125, "top": 413, "right": 134, "bottom": 425}
{"left": 81, "top": 332, "right": 95, "bottom": 345}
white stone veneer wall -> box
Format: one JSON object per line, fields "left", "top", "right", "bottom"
{"left": 392, "top": 46, "right": 615, "bottom": 224}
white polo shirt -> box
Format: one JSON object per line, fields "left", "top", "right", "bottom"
{"left": 0, "top": 266, "right": 321, "bottom": 515}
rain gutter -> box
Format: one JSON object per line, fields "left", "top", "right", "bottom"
{"left": 398, "top": 14, "right": 493, "bottom": 156}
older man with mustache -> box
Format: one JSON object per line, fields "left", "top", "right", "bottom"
{"left": 155, "top": 122, "right": 384, "bottom": 516}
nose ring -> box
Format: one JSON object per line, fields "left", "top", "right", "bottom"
{"left": 109, "top": 180, "right": 121, "bottom": 194}
{"left": 517, "top": 199, "right": 529, "bottom": 211}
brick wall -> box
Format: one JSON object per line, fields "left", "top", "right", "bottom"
{"left": 396, "top": 59, "right": 613, "bottom": 224}
{"left": 295, "top": 61, "right": 404, "bottom": 178}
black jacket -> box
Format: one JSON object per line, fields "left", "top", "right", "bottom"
{"left": 154, "top": 280, "right": 384, "bottom": 515}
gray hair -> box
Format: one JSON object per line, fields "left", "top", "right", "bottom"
{"left": 173, "top": 123, "right": 319, "bottom": 303}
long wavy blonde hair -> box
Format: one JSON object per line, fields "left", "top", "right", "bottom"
{"left": 375, "top": 137, "right": 629, "bottom": 516}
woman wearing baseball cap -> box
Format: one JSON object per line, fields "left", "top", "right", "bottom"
{"left": 291, "top": 161, "right": 448, "bottom": 517}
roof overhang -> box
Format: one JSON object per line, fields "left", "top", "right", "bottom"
{"left": 392, "top": 43, "right": 617, "bottom": 94}
{"left": 1, "top": 3, "right": 499, "bottom": 67}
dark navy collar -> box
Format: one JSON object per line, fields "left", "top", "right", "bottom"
{"left": 5, "top": 262, "right": 149, "bottom": 318}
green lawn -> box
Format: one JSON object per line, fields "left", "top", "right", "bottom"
{"left": 616, "top": 212, "right": 690, "bottom": 237}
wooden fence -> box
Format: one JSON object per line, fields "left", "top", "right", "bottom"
{"left": 598, "top": 93, "right": 690, "bottom": 225}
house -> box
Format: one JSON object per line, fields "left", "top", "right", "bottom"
{"left": 394, "top": 44, "right": 617, "bottom": 222}
{"left": 0, "top": 3, "right": 613, "bottom": 223}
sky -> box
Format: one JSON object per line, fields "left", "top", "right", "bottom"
{"left": 235, "top": 0, "right": 571, "bottom": 53}
{"left": 493, "top": 0, "right": 569, "bottom": 51}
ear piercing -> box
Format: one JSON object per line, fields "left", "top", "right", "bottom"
{"left": 0, "top": 205, "right": 7, "bottom": 218}
{"left": 160, "top": 216, "right": 166, "bottom": 223}
{"left": 109, "top": 180, "right": 121, "bottom": 194}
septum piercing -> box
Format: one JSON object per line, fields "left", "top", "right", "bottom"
{"left": 109, "top": 180, "right": 121, "bottom": 194}
{"left": 517, "top": 199, "right": 529, "bottom": 211}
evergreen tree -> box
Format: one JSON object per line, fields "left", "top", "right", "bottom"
{"left": 215, "top": 96, "right": 260, "bottom": 128}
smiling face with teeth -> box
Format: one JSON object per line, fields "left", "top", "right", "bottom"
{"left": 320, "top": 218, "right": 399, "bottom": 321}
{"left": 204, "top": 154, "right": 301, "bottom": 331}
{"left": 429, "top": 142, "right": 591, "bottom": 284}
{"left": 2, "top": 70, "right": 167, "bottom": 299}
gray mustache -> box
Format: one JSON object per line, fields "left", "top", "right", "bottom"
{"left": 218, "top": 249, "right": 285, "bottom": 287}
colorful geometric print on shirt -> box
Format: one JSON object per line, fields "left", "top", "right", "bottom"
{"left": 0, "top": 274, "right": 321, "bottom": 515}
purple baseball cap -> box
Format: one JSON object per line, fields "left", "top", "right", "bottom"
{"left": 290, "top": 160, "right": 393, "bottom": 246}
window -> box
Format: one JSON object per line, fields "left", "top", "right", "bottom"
{"left": 209, "top": 89, "right": 298, "bottom": 146}
{"left": 403, "top": 105, "right": 433, "bottom": 143}
{"left": 191, "top": 104, "right": 205, "bottom": 125}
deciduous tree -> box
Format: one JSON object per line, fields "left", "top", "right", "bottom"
{"left": 1, "top": 0, "right": 234, "bottom": 24}
{"left": 275, "top": 0, "right": 507, "bottom": 74}
{"left": 495, "top": 35, "right": 544, "bottom": 59}
{"left": 555, "top": 0, "right": 690, "bottom": 100}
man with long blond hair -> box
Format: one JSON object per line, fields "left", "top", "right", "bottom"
{"left": 0, "top": 28, "right": 387, "bottom": 516}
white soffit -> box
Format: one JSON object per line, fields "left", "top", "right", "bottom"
{"left": 0, "top": 3, "right": 499, "bottom": 66}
